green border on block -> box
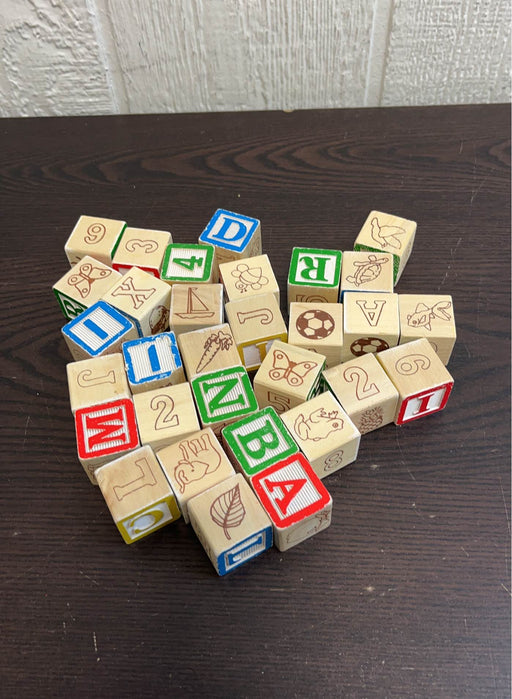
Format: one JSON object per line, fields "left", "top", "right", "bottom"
{"left": 191, "top": 366, "right": 257, "bottom": 425}
{"left": 288, "top": 247, "right": 342, "bottom": 287}
{"left": 222, "top": 406, "right": 298, "bottom": 477}
{"left": 354, "top": 243, "right": 399, "bottom": 284}
{"left": 161, "top": 243, "right": 214, "bottom": 282}
{"left": 110, "top": 223, "right": 128, "bottom": 258}
{"left": 53, "top": 289, "right": 87, "bottom": 320}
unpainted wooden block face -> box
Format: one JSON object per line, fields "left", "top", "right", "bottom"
{"left": 219, "top": 253, "right": 279, "bottom": 303}
{"left": 64, "top": 215, "right": 126, "bottom": 266}
{"left": 288, "top": 301, "right": 344, "bottom": 368}
{"left": 112, "top": 227, "right": 172, "bottom": 277}
{"left": 53, "top": 255, "right": 122, "bottom": 320}
{"left": 398, "top": 294, "right": 456, "bottom": 364}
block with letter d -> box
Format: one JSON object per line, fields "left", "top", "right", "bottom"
{"left": 287, "top": 247, "right": 342, "bottom": 308}
{"left": 199, "top": 209, "right": 262, "bottom": 272}
{"left": 122, "top": 332, "right": 184, "bottom": 394}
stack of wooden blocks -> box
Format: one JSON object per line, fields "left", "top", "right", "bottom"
{"left": 53, "top": 210, "right": 456, "bottom": 575}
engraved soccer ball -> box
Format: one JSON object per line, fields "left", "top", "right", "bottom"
{"left": 350, "top": 336, "right": 389, "bottom": 356}
{"left": 296, "top": 310, "right": 335, "bottom": 339}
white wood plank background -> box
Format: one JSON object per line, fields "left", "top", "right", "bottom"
{"left": 0, "top": 0, "right": 509, "bottom": 117}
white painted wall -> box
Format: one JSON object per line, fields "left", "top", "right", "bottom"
{"left": 0, "top": 0, "right": 510, "bottom": 117}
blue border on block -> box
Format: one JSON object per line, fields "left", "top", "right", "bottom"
{"left": 198, "top": 209, "right": 259, "bottom": 252}
{"left": 217, "top": 525, "right": 273, "bottom": 576}
{"left": 63, "top": 300, "right": 133, "bottom": 356}
{"left": 122, "top": 332, "right": 182, "bottom": 386}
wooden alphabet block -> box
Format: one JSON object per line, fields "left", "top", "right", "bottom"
{"left": 287, "top": 302, "right": 344, "bottom": 368}
{"left": 340, "top": 250, "right": 394, "bottom": 298}
{"left": 169, "top": 283, "right": 224, "bottom": 336}
{"left": 161, "top": 243, "right": 215, "bottom": 285}
{"left": 322, "top": 353, "right": 399, "bottom": 435}
{"left": 342, "top": 291, "right": 400, "bottom": 362}
{"left": 102, "top": 266, "right": 171, "bottom": 336}
{"left": 53, "top": 255, "right": 122, "bottom": 320}
{"left": 253, "top": 340, "right": 326, "bottom": 414}
{"left": 133, "top": 382, "right": 200, "bottom": 450}
{"left": 188, "top": 473, "right": 273, "bottom": 575}
{"left": 354, "top": 211, "right": 416, "bottom": 284}
{"left": 376, "top": 338, "right": 454, "bottom": 425}
{"left": 198, "top": 209, "right": 262, "bottom": 271}
{"left": 177, "top": 324, "right": 242, "bottom": 380}
{"left": 281, "top": 391, "right": 361, "bottom": 478}
{"left": 156, "top": 427, "right": 235, "bottom": 522}
{"left": 65, "top": 215, "right": 126, "bottom": 266}
{"left": 74, "top": 397, "right": 140, "bottom": 483}
{"left": 66, "top": 354, "right": 131, "bottom": 414}
{"left": 222, "top": 407, "right": 299, "bottom": 480}
{"left": 251, "top": 453, "right": 332, "bottom": 551}
{"left": 398, "top": 294, "right": 456, "bottom": 364}
{"left": 219, "top": 254, "right": 279, "bottom": 303}
{"left": 122, "top": 332, "right": 184, "bottom": 394}
{"left": 112, "top": 227, "right": 172, "bottom": 277}
{"left": 190, "top": 366, "right": 258, "bottom": 436}
{"left": 95, "top": 444, "right": 181, "bottom": 543}
{"left": 62, "top": 300, "right": 138, "bottom": 361}
{"left": 287, "top": 247, "right": 342, "bottom": 307}
{"left": 224, "top": 292, "right": 287, "bottom": 371}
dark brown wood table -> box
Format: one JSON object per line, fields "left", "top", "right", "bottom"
{"left": 1, "top": 105, "right": 510, "bottom": 698}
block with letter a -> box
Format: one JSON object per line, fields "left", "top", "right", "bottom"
{"left": 95, "top": 445, "right": 181, "bottom": 544}
{"left": 342, "top": 291, "right": 399, "bottom": 362}
{"left": 251, "top": 453, "right": 332, "bottom": 551}
{"left": 198, "top": 209, "right": 262, "bottom": 270}
{"left": 376, "top": 338, "right": 454, "bottom": 425}
{"left": 74, "top": 398, "right": 140, "bottom": 483}
{"left": 122, "top": 332, "right": 184, "bottom": 394}
{"left": 287, "top": 247, "right": 342, "bottom": 308}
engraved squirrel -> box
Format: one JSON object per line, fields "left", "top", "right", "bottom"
{"left": 294, "top": 408, "right": 344, "bottom": 442}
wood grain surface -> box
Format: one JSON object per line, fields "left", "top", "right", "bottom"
{"left": 0, "top": 104, "right": 510, "bottom": 698}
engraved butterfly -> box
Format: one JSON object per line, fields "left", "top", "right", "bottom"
{"left": 68, "top": 262, "right": 112, "bottom": 298}
{"left": 269, "top": 349, "right": 318, "bottom": 386}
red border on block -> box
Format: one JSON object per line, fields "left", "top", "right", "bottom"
{"left": 397, "top": 381, "right": 454, "bottom": 425}
{"left": 75, "top": 398, "right": 139, "bottom": 459}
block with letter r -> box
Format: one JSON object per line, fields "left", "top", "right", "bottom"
{"left": 122, "top": 332, "right": 185, "bottom": 394}
{"left": 287, "top": 247, "right": 342, "bottom": 307}
{"left": 198, "top": 209, "right": 261, "bottom": 270}
{"left": 222, "top": 406, "right": 299, "bottom": 480}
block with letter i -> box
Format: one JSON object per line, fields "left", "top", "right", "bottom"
{"left": 122, "top": 332, "right": 184, "bottom": 394}
{"left": 198, "top": 209, "right": 262, "bottom": 271}
{"left": 62, "top": 300, "right": 138, "bottom": 361}
{"left": 398, "top": 294, "right": 456, "bottom": 364}
{"left": 287, "top": 302, "right": 344, "bottom": 368}
{"left": 222, "top": 407, "right": 299, "bottom": 481}
{"left": 281, "top": 391, "right": 361, "bottom": 478}
{"left": 178, "top": 324, "right": 242, "bottom": 380}
{"left": 287, "top": 247, "right": 342, "bottom": 307}
{"left": 64, "top": 215, "right": 126, "bottom": 267}
{"left": 112, "top": 227, "right": 172, "bottom": 277}
{"left": 53, "top": 255, "right": 122, "bottom": 320}
{"left": 169, "top": 283, "right": 223, "bottom": 336}
{"left": 225, "top": 292, "right": 287, "bottom": 371}
{"left": 251, "top": 453, "right": 332, "bottom": 551}
{"left": 161, "top": 243, "right": 214, "bottom": 285}
{"left": 322, "top": 352, "right": 399, "bottom": 435}
{"left": 188, "top": 474, "right": 273, "bottom": 575}
{"left": 219, "top": 254, "right": 280, "bottom": 303}
{"left": 74, "top": 398, "right": 140, "bottom": 484}
{"left": 376, "top": 338, "right": 454, "bottom": 425}
{"left": 342, "top": 291, "right": 399, "bottom": 362}
{"left": 354, "top": 211, "right": 416, "bottom": 284}
{"left": 66, "top": 354, "right": 131, "bottom": 414}
{"left": 95, "top": 445, "right": 181, "bottom": 544}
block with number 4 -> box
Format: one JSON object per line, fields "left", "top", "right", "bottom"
{"left": 122, "top": 332, "right": 184, "bottom": 394}
{"left": 169, "top": 283, "right": 223, "bottom": 336}
{"left": 251, "top": 453, "right": 332, "bottom": 551}
{"left": 398, "top": 294, "right": 456, "bottom": 364}
{"left": 161, "top": 243, "right": 214, "bottom": 285}
{"left": 376, "top": 338, "right": 454, "bottom": 425}
{"left": 219, "top": 254, "right": 279, "bottom": 303}
{"left": 281, "top": 391, "right": 361, "bottom": 478}
{"left": 199, "top": 209, "right": 262, "bottom": 270}
{"left": 287, "top": 302, "right": 343, "bottom": 368}
{"left": 188, "top": 473, "right": 273, "bottom": 575}
{"left": 66, "top": 353, "right": 131, "bottom": 414}
{"left": 53, "top": 255, "right": 122, "bottom": 320}
{"left": 96, "top": 445, "right": 181, "bottom": 544}
{"left": 64, "top": 215, "right": 126, "bottom": 266}
{"left": 342, "top": 291, "right": 399, "bottom": 362}
{"left": 112, "top": 227, "right": 172, "bottom": 277}
{"left": 288, "top": 247, "right": 342, "bottom": 307}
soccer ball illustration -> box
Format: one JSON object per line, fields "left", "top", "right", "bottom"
{"left": 296, "top": 310, "right": 335, "bottom": 340}
{"left": 350, "top": 337, "right": 389, "bottom": 356}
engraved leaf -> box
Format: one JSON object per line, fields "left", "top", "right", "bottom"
{"left": 209, "top": 484, "right": 245, "bottom": 540}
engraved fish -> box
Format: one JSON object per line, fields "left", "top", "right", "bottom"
{"left": 407, "top": 301, "right": 452, "bottom": 331}
{"left": 346, "top": 254, "right": 389, "bottom": 286}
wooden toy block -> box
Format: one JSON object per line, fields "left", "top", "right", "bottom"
{"left": 53, "top": 255, "right": 122, "bottom": 320}
{"left": 62, "top": 300, "right": 138, "bottom": 361}
{"left": 287, "top": 302, "right": 344, "bottom": 368}
{"left": 322, "top": 352, "right": 399, "bottom": 435}
{"left": 95, "top": 444, "right": 181, "bottom": 543}
{"left": 112, "top": 227, "right": 172, "bottom": 277}
{"left": 161, "top": 243, "right": 214, "bottom": 285}
{"left": 287, "top": 247, "right": 342, "bottom": 307}
{"left": 169, "top": 283, "right": 223, "bottom": 336}
{"left": 221, "top": 407, "right": 299, "bottom": 480}
{"left": 66, "top": 354, "right": 131, "bottom": 414}
{"left": 74, "top": 397, "right": 140, "bottom": 483}
{"left": 224, "top": 292, "right": 287, "bottom": 371}
{"left": 156, "top": 427, "right": 235, "bottom": 522}
{"left": 122, "top": 332, "right": 184, "bottom": 394}
{"left": 64, "top": 215, "right": 126, "bottom": 266}
{"left": 354, "top": 211, "right": 416, "bottom": 284}
{"left": 376, "top": 338, "right": 454, "bottom": 425}
{"left": 177, "top": 324, "right": 242, "bottom": 380}
{"left": 253, "top": 340, "right": 326, "bottom": 415}
{"left": 340, "top": 250, "right": 394, "bottom": 298}
{"left": 188, "top": 473, "right": 273, "bottom": 575}
{"left": 133, "top": 382, "right": 200, "bottom": 451}
{"left": 102, "top": 266, "right": 171, "bottom": 336}
{"left": 251, "top": 453, "right": 332, "bottom": 551}
{"left": 198, "top": 209, "right": 262, "bottom": 272}
{"left": 190, "top": 366, "right": 259, "bottom": 436}
{"left": 219, "top": 254, "right": 279, "bottom": 303}
{"left": 398, "top": 294, "right": 456, "bottom": 364}
{"left": 342, "top": 291, "right": 400, "bottom": 362}
{"left": 281, "top": 391, "right": 361, "bottom": 478}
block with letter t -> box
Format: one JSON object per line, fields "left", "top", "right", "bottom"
{"left": 287, "top": 247, "right": 342, "bottom": 307}
{"left": 198, "top": 209, "right": 262, "bottom": 273}
{"left": 122, "top": 332, "right": 184, "bottom": 394}
{"left": 161, "top": 243, "right": 214, "bottom": 285}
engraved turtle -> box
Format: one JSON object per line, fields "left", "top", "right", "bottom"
{"left": 346, "top": 254, "right": 389, "bottom": 287}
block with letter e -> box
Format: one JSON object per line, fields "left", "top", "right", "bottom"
{"left": 122, "top": 332, "right": 184, "bottom": 394}
{"left": 199, "top": 209, "right": 261, "bottom": 271}
{"left": 251, "top": 453, "right": 332, "bottom": 551}
{"left": 376, "top": 338, "right": 454, "bottom": 425}
{"left": 96, "top": 445, "right": 181, "bottom": 544}
{"left": 287, "top": 247, "right": 342, "bottom": 307}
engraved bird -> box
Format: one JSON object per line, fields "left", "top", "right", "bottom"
{"left": 370, "top": 217, "right": 406, "bottom": 250}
